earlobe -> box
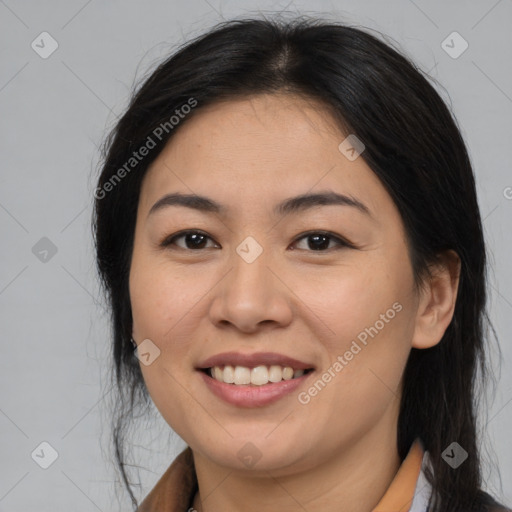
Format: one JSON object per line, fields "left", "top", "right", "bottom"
{"left": 411, "top": 250, "right": 461, "bottom": 350}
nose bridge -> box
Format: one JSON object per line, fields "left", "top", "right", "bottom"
{"left": 208, "top": 235, "right": 293, "bottom": 332}
{"left": 232, "top": 237, "right": 271, "bottom": 297}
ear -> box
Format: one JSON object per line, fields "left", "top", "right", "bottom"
{"left": 411, "top": 250, "right": 461, "bottom": 349}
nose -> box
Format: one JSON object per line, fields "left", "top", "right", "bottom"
{"left": 207, "top": 246, "right": 293, "bottom": 334}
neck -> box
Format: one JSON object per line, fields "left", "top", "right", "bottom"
{"left": 191, "top": 414, "right": 402, "bottom": 512}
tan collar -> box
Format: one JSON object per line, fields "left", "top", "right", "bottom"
{"left": 136, "top": 446, "right": 197, "bottom": 512}
{"left": 372, "top": 438, "right": 425, "bottom": 511}
{"left": 137, "top": 439, "right": 425, "bottom": 512}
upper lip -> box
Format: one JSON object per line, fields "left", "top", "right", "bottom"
{"left": 197, "top": 352, "right": 315, "bottom": 370}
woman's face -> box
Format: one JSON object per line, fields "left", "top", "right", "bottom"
{"left": 129, "top": 93, "right": 422, "bottom": 474}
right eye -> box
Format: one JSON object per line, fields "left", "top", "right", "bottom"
{"left": 160, "top": 230, "right": 220, "bottom": 250}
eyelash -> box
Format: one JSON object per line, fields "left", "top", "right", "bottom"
{"left": 159, "top": 229, "right": 355, "bottom": 252}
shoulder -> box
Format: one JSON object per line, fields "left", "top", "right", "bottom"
{"left": 479, "top": 490, "right": 511, "bottom": 512}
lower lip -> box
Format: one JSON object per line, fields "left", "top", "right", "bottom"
{"left": 198, "top": 370, "right": 312, "bottom": 408}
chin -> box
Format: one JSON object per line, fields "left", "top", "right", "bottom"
{"left": 189, "top": 430, "right": 316, "bottom": 474}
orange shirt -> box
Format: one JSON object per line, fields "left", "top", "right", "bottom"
{"left": 137, "top": 438, "right": 427, "bottom": 512}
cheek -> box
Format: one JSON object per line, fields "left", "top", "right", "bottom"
{"left": 129, "top": 250, "right": 199, "bottom": 341}
{"left": 129, "top": 252, "right": 211, "bottom": 412}
{"left": 129, "top": 255, "right": 203, "bottom": 431}
{"left": 301, "top": 261, "right": 410, "bottom": 346}
{"left": 300, "top": 255, "right": 415, "bottom": 398}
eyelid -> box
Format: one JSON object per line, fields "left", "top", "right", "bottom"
{"left": 160, "top": 229, "right": 356, "bottom": 251}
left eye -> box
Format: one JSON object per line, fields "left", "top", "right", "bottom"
{"left": 160, "top": 230, "right": 352, "bottom": 252}
{"left": 292, "top": 231, "right": 350, "bottom": 251}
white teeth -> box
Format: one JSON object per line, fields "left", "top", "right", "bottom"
{"left": 234, "top": 366, "right": 251, "bottom": 385}
{"left": 223, "top": 365, "right": 235, "bottom": 384}
{"left": 268, "top": 365, "right": 283, "bottom": 382}
{"left": 282, "top": 367, "right": 294, "bottom": 380}
{"left": 251, "top": 366, "right": 269, "bottom": 386}
{"left": 209, "top": 364, "right": 309, "bottom": 385}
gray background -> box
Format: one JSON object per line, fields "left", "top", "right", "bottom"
{"left": 0, "top": 0, "right": 511, "bottom": 510}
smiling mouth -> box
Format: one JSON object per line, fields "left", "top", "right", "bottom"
{"left": 200, "top": 365, "right": 314, "bottom": 386}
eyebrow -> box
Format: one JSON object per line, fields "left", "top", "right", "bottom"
{"left": 148, "top": 191, "right": 372, "bottom": 218}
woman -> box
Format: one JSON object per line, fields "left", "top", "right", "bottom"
{"left": 93, "top": 15, "right": 510, "bottom": 512}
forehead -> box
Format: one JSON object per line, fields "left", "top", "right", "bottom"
{"left": 138, "top": 93, "right": 390, "bottom": 220}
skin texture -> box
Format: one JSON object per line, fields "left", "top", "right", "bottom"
{"left": 129, "top": 93, "right": 460, "bottom": 512}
